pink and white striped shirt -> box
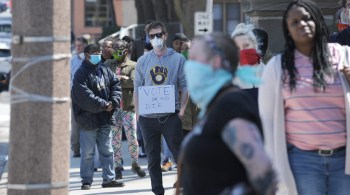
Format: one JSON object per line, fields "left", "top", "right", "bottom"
{"left": 283, "top": 47, "right": 346, "bottom": 150}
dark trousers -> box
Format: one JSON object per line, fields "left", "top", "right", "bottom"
{"left": 137, "top": 121, "right": 146, "bottom": 153}
{"left": 139, "top": 113, "right": 183, "bottom": 195}
{"left": 70, "top": 109, "right": 80, "bottom": 154}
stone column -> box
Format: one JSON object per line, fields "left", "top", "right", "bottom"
{"left": 240, "top": 0, "right": 340, "bottom": 53}
{"left": 8, "top": 0, "right": 71, "bottom": 195}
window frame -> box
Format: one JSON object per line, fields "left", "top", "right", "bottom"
{"left": 213, "top": 0, "right": 244, "bottom": 34}
{"left": 84, "top": 0, "right": 113, "bottom": 27}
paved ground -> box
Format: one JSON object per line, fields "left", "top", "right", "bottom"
{"left": 0, "top": 91, "right": 177, "bottom": 194}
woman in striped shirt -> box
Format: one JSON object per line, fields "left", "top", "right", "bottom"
{"left": 259, "top": 0, "right": 350, "bottom": 194}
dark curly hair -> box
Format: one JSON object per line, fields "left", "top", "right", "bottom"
{"left": 281, "top": 0, "right": 334, "bottom": 92}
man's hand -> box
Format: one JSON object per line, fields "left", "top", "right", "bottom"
{"left": 342, "top": 67, "right": 350, "bottom": 81}
{"left": 178, "top": 110, "right": 185, "bottom": 120}
{"left": 117, "top": 75, "right": 129, "bottom": 80}
{"left": 106, "top": 101, "right": 114, "bottom": 112}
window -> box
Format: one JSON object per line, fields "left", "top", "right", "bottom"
{"left": 0, "top": 49, "right": 10, "bottom": 57}
{"left": 213, "top": 1, "right": 241, "bottom": 34}
{"left": 0, "top": 24, "right": 10, "bottom": 33}
{"left": 85, "top": 0, "right": 113, "bottom": 27}
{"left": 226, "top": 3, "right": 240, "bottom": 34}
{"left": 213, "top": 4, "right": 223, "bottom": 32}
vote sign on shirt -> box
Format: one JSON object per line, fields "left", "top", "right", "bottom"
{"left": 138, "top": 85, "right": 175, "bottom": 115}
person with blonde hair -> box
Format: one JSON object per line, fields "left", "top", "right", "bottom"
{"left": 231, "top": 23, "right": 264, "bottom": 105}
{"left": 231, "top": 23, "right": 258, "bottom": 51}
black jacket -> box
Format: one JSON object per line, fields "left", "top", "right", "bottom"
{"left": 72, "top": 60, "right": 121, "bottom": 130}
{"left": 328, "top": 27, "right": 350, "bottom": 46}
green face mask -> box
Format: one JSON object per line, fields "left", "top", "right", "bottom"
{"left": 181, "top": 50, "right": 188, "bottom": 59}
{"left": 113, "top": 49, "right": 126, "bottom": 61}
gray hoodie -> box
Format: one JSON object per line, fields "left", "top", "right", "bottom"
{"left": 134, "top": 48, "right": 187, "bottom": 118}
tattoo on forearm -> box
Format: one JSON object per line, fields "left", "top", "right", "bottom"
{"left": 240, "top": 143, "right": 254, "bottom": 159}
{"left": 221, "top": 119, "right": 277, "bottom": 195}
{"left": 225, "top": 126, "right": 237, "bottom": 143}
{"left": 249, "top": 124, "right": 263, "bottom": 144}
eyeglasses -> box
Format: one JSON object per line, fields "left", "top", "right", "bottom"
{"left": 149, "top": 32, "right": 164, "bottom": 39}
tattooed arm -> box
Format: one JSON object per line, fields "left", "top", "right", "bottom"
{"left": 221, "top": 118, "right": 277, "bottom": 195}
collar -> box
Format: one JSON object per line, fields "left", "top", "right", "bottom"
{"left": 118, "top": 57, "right": 130, "bottom": 68}
{"left": 82, "top": 60, "right": 101, "bottom": 70}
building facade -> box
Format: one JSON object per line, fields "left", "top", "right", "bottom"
{"left": 214, "top": 0, "right": 339, "bottom": 52}
{"left": 71, "top": 0, "right": 137, "bottom": 42}
{"left": 71, "top": 0, "right": 340, "bottom": 52}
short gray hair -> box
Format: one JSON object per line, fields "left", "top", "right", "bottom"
{"left": 231, "top": 23, "right": 258, "bottom": 50}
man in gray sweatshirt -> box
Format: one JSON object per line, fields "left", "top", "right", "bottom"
{"left": 133, "top": 21, "right": 188, "bottom": 195}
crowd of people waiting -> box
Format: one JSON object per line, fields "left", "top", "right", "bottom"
{"left": 1, "top": 0, "right": 350, "bottom": 194}
{"left": 50, "top": 0, "right": 350, "bottom": 195}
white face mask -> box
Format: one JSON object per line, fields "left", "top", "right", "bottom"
{"left": 150, "top": 37, "right": 164, "bottom": 50}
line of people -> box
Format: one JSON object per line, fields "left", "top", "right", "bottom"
{"left": 69, "top": 0, "right": 350, "bottom": 194}
{"left": 70, "top": 20, "right": 196, "bottom": 194}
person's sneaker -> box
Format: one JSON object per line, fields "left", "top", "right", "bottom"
{"left": 138, "top": 147, "right": 147, "bottom": 158}
{"left": 138, "top": 152, "right": 147, "bottom": 158}
{"left": 131, "top": 162, "right": 146, "bottom": 177}
{"left": 115, "top": 166, "right": 123, "bottom": 180}
{"left": 161, "top": 161, "right": 174, "bottom": 172}
{"left": 81, "top": 182, "right": 91, "bottom": 190}
{"left": 101, "top": 180, "right": 125, "bottom": 188}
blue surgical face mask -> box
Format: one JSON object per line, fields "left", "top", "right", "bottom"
{"left": 89, "top": 54, "right": 101, "bottom": 65}
{"left": 184, "top": 60, "right": 233, "bottom": 118}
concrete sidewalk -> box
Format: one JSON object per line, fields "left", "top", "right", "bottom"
{"left": 0, "top": 92, "right": 177, "bottom": 194}
{"left": 0, "top": 144, "right": 178, "bottom": 195}
{"left": 67, "top": 143, "right": 177, "bottom": 195}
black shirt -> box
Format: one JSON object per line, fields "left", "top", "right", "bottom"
{"left": 181, "top": 87, "right": 262, "bottom": 195}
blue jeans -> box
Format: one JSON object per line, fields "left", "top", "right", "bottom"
{"left": 162, "top": 136, "right": 173, "bottom": 162}
{"left": 80, "top": 125, "right": 115, "bottom": 184}
{"left": 94, "top": 144, "right": 101, "bottom": 168}
{"left": 288, "top": 144, "right": 350, "bottom": 195}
